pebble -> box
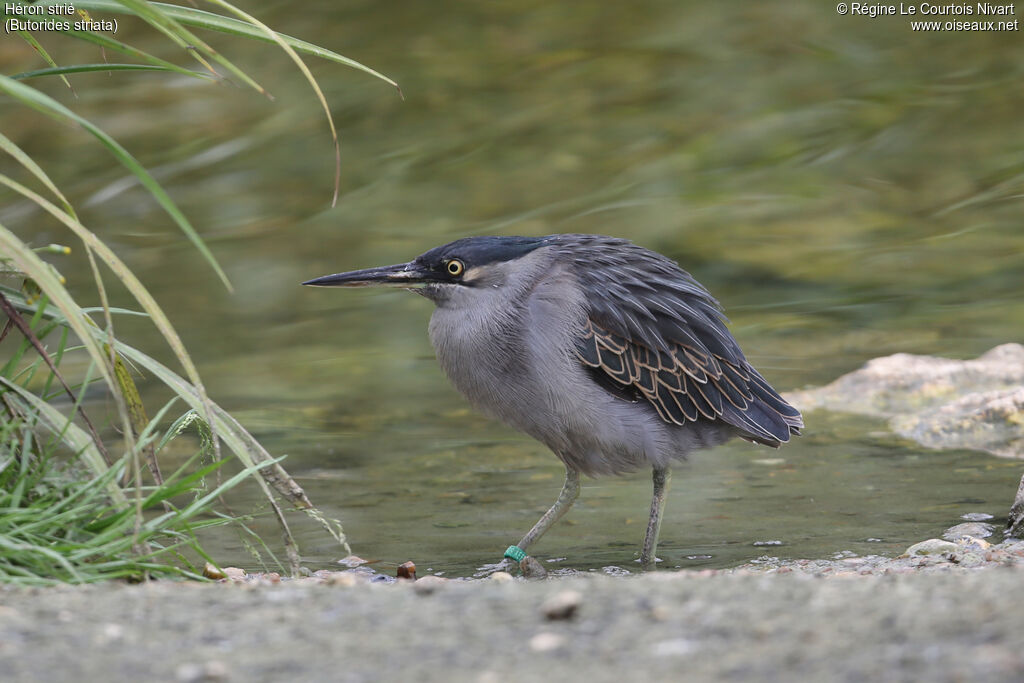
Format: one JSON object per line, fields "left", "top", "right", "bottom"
{"left": 489, "top": 571, "right": 514, "bottom": 583}
{"left": 95, "top": 623, "right": 124, "bottom": 645}
{"left": 202, "top": 563, "right": 226, "bottom": 580}
{"left": 903, "top": 539, "right": 959, "bottom": 557}
{"left": 529, "top": 632, "right": 566, "bottom": 652}
{"left": 957, "top": 535, "right": 992, "bottom": 550}
{"left": 541, "top": 590, "right": 582, "bottom": 621}
{"left": 956, "top": 552, "right": 985, "bottom": 568}
{"left": 650, "top": 638, "right": 697, "bottom": 657}
{"left": 324, "top": 572, "right": 360, "bottom": 587}
{"left": 943, "top": 522, "right": 995, "bottom": 541}
{"left": 223, "top": 567, "right": 247, "bottom": 582}
{"left": 646, "top": 604, "right": 670, "bottom": 622}
{"left": 412, "top": 575, "right": 448, "bottom": 595}
{"left": 961, "top": 512, "right": 995, "bottom": 522}
{"left": 337, "top": 555, "right": 369, "bottom": 568}
{"left": 175, "top": 661, "right": 229, "bottom": 682}
{"left": 397, "top": 561, "right": 417, "bottom": 580}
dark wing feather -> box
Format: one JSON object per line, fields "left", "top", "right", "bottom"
{"left": 555, "top": 235, "right": 803, "bottom": 447}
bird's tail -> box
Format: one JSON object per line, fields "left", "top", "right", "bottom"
{"left": 728, "top": 367, "right": 803, "bottom": 447}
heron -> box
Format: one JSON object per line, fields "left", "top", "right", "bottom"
{"left": 303, "top": 234, "right": 803, "bottom": 570}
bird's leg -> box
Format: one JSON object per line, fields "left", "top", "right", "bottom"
{"left": 640, "top": 466, "right": 672, "bottom": 570}
{"left": 515, "top": 467, "right": 581, "bottom": 554}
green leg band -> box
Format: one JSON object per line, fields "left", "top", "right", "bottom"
{"left": 504, "top": 545, "right": 527, "bottom": 562}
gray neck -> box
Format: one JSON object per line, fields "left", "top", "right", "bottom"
{"left": 426, "top": 247, "right": 585, "bottom": 437}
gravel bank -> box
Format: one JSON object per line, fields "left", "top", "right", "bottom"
{"left": 3, "top": 541, "right": 1024, "bottom": 683}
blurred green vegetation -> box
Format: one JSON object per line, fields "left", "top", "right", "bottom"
{"left": 0, "top": 0, "right": 396, "bottom": 582}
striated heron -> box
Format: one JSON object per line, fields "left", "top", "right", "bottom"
{"left": 304, "top": 234, "right": 802, "bottom": 570}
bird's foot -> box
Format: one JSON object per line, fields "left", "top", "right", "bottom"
{"left": 472, "top": 557, "right": 517, "bottom": 578}
{"left": 473, "top": 552, "right": 549, "bottom": 580}
{"left": 518, "top": 554, "right": 548, "bottom": 580}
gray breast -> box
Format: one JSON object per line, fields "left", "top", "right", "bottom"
{"left": 427, "top": 247, "right": 727, "bottom": 476}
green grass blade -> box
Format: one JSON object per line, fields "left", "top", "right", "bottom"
{"left": 202, "top": 0, "right": 341, "bottom": 204}
{"left": 0, "top": 131, "right": 76, "bottom": 217}
{"left": 108, "top": 340, "right": 349, "bottom": 554}
{"left": 34, "top": 0, "right": 399, "bottom": 90}
{"left": 0, "top": 377, "right": 127, "bottom": 506}
{"left": 0, "top": 224, "right": 120, "bottom": 407}
{"left": 12, "top": 63, "right": 211, "bottom": 81}
{"left": 14, "top": 30, "right": 73, "bottom": 92}
{"left": 0, "top": 176, "right": 219, "bottom": 446}
{"left": 0, "top": 75, "right": 231, "bottom": 290}
{"left": 103, "top": 0, "right": 268, "bottom": 96}
{"left": 59, "top": 27, "right": 212, "bottom": 79}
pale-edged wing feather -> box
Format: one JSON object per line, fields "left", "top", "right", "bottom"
{"left": 555, "top": 235, "right": 803, "bottom": 446}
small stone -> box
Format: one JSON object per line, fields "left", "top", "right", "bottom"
{"left": 397, "top": 561, "right": 417, "bottom": 580}
{"left": 489, "top": 571, "right": 514, "bottom": 583}
{"left": 961, "top": 512, "right": 994, "bottom": 522}
{"left": 529, "top": 632, "right": 565, "bottom": 652}
{"left": 541, "top": 590, "right": 582, "bottom": 621}
{"left": 324, "top": 572, "right": 359, "bottom": 587}
{"left": 175, "top": 661, "right": 229, "bottom": 682}
{"left": 943, "top": 522, "right": 995, "bottom": 541}
{"left": 957, "top": 535, "right": 992, "bottom": 550}
{"left": 954, "top": 552, "right": 984, "bottom": 567}
{"left": 651, "top": 638, "right": 697, "bottom": 657}
{"left": 338, "top": 555, "right": 369, "bottom": 568}
{"left": 903, "top": 539, "right": 959, "bottom": 557}
{"left": 223, "top": 567, "right": 247, "bottom": 582}
{"left": 647, "top": 604, "right": 670, "bottom": 621}
{"left": 412, "top": 575, "right": 448, "bottom": 595}
{"left": 95, "top": 623, "right": 124, "bottom": 645}
{"left": 202, "top": 563, "right": 226, "bottom": 580}
{"left": 520, "top": 555, "right": 548, "bottom": 580}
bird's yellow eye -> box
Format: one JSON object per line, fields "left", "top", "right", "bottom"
{"left": 446, "top": 259, "right": 465, "bottom": 277}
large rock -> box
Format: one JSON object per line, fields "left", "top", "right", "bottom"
{"left": 785, "top": 344, "right": 1024, "bottom": 535}
{"left": 891, "top": 387, "right": 1024, "bottom": 460}
{"left": 786, "top": 344, "right": 1024, "bottom": 459}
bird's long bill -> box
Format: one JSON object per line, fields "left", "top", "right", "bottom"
{"left": 301, "top": 262, "right": 436, "bottom": 288}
